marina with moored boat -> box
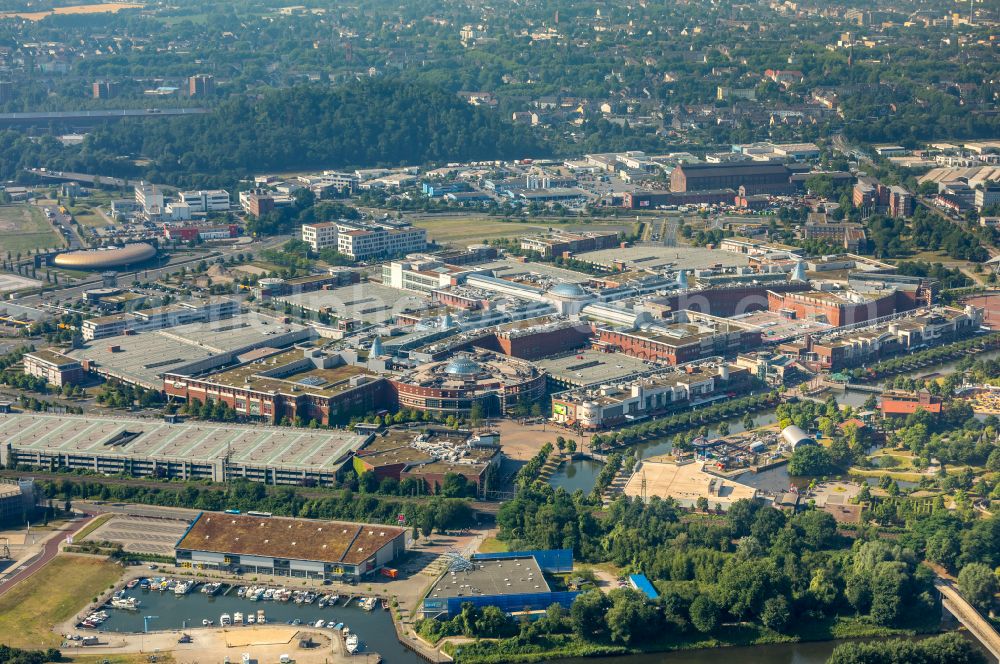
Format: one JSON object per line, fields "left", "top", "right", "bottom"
{"left": 77, "top": 579, "right": 396, "bottom": 658}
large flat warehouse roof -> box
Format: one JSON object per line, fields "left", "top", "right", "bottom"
{"left": 536, "top": 350, "right": 658, "bottom": 387}
{"left": 276, "top": 282, "right": 431, "bottom": 324}
{"left": 67, "top": 314, "right": 310, "bottom": 388}
{"left": 573, "top": 246, "right": 749, "bottom": 272}
{"left": 177, "top": 512, "right": 405, "bottom": 566}
{"left": 429, "top": 556, "right": 550, "bottom": 600}
{"left": 0, "top": 413, "right": 368, "bottom": 472}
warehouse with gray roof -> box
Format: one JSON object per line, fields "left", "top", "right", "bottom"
{"left": 0, "top": 413, "right": 369, "bottom": 486}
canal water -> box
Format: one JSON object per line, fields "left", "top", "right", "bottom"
{"left": 92, "top": 582, "right": 424, "bottom": 663}
{"left": 549, "top": 346, "right": 1000, "bottom": 497}
{"left": 554, "top": 640, "right": 842, "bottom": 664}
{"left": 549, "top": 410, "right": 779, "bottom": 495}
{"left": 552, "top": 631, "right": 989, "bottom": 664}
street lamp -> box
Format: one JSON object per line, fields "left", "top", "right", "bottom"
{"left": 141, "top": 615, "right": 158, "bottom": 652}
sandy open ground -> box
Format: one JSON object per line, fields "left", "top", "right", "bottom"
{"left": 497, "top": 419, "right": 589, "bottom": 460}
{"left": 1, "top": 3, "right": 143, "bottom": 21}
{"left": 63, "top": 626, "right": 373, "bottom": 664}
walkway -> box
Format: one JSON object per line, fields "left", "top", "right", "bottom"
{"left": 0, "top": 514, "right": 95, "bottom": 597}
{"left": 936, "top": 577, "right": 1000, "bottom": 662}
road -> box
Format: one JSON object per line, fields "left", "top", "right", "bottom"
{"left": 14, "top": 233, "right": 289, "bottom": 311}
{"left": 917, "top": 195, "right": 1000, "bottom": 259}
{"left": 0, "top": 514, "right": 95, "bottom": 598}
{"left": 76, "top": 500, "right": 201, "bottom": 521}
{"left": 6, "top": 108, "right": 208, "bottom": 131}
{"left": 831, "top": 133, "right": 874, "bottom": 165}
{"left": 33, "top": 203, "right": 84, "bottom": 251}
{"left": 936, "top": 577, "right": 1000, "bottom": 663}
{"left": 27, "top": 168, "right": 163, "bottom": 190}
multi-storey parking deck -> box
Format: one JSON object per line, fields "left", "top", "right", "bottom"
{"left": 0, "top": 413, "right": 369, "bottom": 486}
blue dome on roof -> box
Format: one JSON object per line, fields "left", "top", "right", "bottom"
{"left": 549, "top": 282, "right": 587, "bottom": 298}
{"left": 444, "top": 356, "right": 481, "bottom": 375}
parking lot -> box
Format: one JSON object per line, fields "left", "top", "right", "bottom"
{"left": 82, "top": 514, "right": 191, "bottom": 556}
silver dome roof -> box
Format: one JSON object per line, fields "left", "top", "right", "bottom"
{"left": 549, "top": 282, "right": 587, "bottom": 298}
{"left": 444, "top": 356, "right": 481, "bottom": 375}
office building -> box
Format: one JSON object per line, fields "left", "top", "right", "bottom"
{"left": 164, "top": 347, "right": 388, "bottom": 427}
{"left": 178, "top": 190, "right": 231, "bottom": 214}
{"left": 888, "top": 186, "right": 914, "bottom": 218}
{"left": 803, "top": 220, "right": 867, "bottom": 252}
{"left": 301, "top": 220, "right": 426, "bottom": 259}
{"left": 337, "top": 222, "right": 427, "bottom": 261}
{"left": 134, "top": 182, "right": 164, "bottom": 220}
{"left": 239, "top": 189, "right": 277, "bottom": 217}
{"left": 92, "top": 80, "right": 118, "bottom": 99}
{"left": 519, "top": 231, "right": 618, "bottom": 259}
{"left": 977, "top": 183, "right": 1000, "bottom": 211}
{"left": 352, "top": 427, "right": 501, "bottom": 498}
{"left": 550, "top": 361, "right": 751, "bottom": 430}
{"left": 301, "top": 222, "right": 339, "bottom": 251}
{"left": 188, "top": 74, "right": 215, "bottom": 97}
{"left": 23, "top": 349, "right": 84, "bottom": 387}
{"left": 716, "top": 86, "right": 757, "bottom": 101}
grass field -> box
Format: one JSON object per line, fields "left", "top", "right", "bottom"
{"left": 75, "top": 514, "right": 114, "bottom": 542}
{"left": 409, "top": 215, "right": 546, "bottom": 247}
{"left": 0, "top": 3, "right": 143, "bottom": 21}
{"left": 0, "top": 205, "right": 65, "bottom": 256}
{"left": 70, "top": 656, "right": 174, "bottom": 664}
{"left": 69, "top": 205, "right": 107, "bottom": 231}
{"left": 0, "top": 555, "right": 122, "bottom": 648}
{"left": 476, "top": 536, "right": 509, "bottom": 554}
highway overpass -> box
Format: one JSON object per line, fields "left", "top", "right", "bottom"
{"left": 0, "top": 107, "right": 208, "bottom": 128}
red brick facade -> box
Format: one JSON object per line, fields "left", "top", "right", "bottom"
{"left": 164, "top": 374, "right": 390, "bottom": 426}
{"left": 767, "top": 290, "right": 897, "bottom": 327}
{"left": 596, "top": 327, "right": 762, "bottom": 365}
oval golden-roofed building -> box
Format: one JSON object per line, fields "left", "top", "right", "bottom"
{"left": 52, "top": 242, "right": 157, "bottom": 269}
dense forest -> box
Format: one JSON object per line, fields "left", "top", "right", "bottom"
{"left": 4, "top": 79, "right": 545, "bottom": 188}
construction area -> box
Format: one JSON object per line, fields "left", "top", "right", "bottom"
{"left": 693, "top": 430, "right": 787, "bottom": 473}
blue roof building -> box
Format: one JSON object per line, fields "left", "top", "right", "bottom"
{"left": 627, "top": 573, "right": 660, "bottom": 600}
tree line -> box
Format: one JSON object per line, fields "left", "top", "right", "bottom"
{"left": 5, "top": 79, "right": 546, "bottom": 190}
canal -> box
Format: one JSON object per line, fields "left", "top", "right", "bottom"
{"left": 550, "top": 410, "right": 780, "bottom": 495}
{"left": 554, "top": 640, "right": 843, "bottom": 664}
{"left": 550, "top": 346, "right": 1000, "bottom": 496}
{"left": 552, "top": 633, "right": 987, "bottom": 664}
{"left": 93, "top": 582, "right": 423, "bottom": 663}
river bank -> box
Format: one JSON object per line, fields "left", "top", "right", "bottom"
{"left": 438, "top": 614, "right": 945, "bottom": 664}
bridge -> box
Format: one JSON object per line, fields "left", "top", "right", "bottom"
{"left": 936, "top": 577, "right": 1000, "bottom": 662}
{"left": 0, "top": 107, "right": 208, "bottom": 128}
{"left": 27, "top": 168, "right": 151, "bottom": 189}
